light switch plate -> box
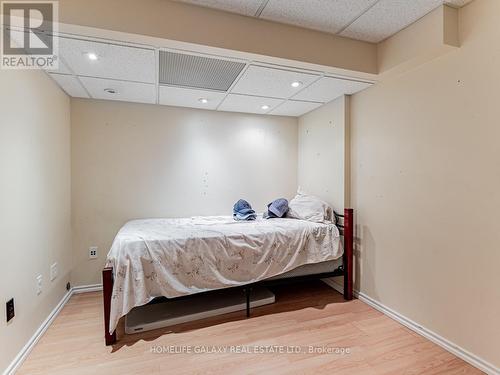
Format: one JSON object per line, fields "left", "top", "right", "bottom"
{"left": 89, "top": 247, "right": 98, "bottom": 259}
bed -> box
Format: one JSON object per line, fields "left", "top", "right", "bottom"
{"left": 102, "top": 209, "right": 354, "bottom": 345}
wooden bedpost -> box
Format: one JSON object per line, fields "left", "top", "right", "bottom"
{"left": 102, "top": 267, "right": 116, "bottom": 346}
{"left": 343, "top": 208, "right": 354, "bottom": 300}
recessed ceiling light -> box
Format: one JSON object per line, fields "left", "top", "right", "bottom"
{"left": 104, "top": 88, "right": 116, "bottom": 94}
{"left": 261, "top": 105, "right": 270, "bottom": 110}
{"left": 198, "top": 98, "right": 208, "bottom": 104}
{"left": 291, "top": 81, "right": 302, "bottom": 88}
{"left": 86, "top": 52, "right": 98, "bottom": 61}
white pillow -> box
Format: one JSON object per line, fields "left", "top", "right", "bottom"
{"left": 287, "top": 192, "right": 335, "bottom": 223}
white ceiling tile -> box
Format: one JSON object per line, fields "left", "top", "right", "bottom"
{"left": 49, "top": 74, "right": 89, "bottom": 98}
{"left": 79, "top": 77, "right": 156, "bottom": 104}
{"left": 294, "top": 76, "right": 372, "bottom": 103}
{"left": 232, "top": 65, "right": 319, "bottom": 99}
{"left": 340, "top": 0, "right": 443, "bottom": 43}
{"left": 261, "top": 0, "right": 378, "bottom": 34}
{"left": 59, "top": 37, "right": 156, "bottom": 83}
{"left": 159, "top": 86, "right": 226, "bottom": 110}
{"left": 270, "top": 100, "right": 322, "bottom": 117}
{"left": 175, "top": 0, "right": 263, "bottom": 16}
{"left": 176, "top": 0, "right": 472, "bottom": 42}
{"left": 218, "top": 94, "right": 283, "bottom": 114}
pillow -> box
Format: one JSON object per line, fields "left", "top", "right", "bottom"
{"left": 287, "top": 191, "right": 335, "bottom": 224}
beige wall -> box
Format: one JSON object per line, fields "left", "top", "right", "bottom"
{"left": 57, "top": 0, "right": 377, "bottom": 76}
{"left": 71, "top": 99, "right": 298, "bottom": 285}
{"left": 3, "top": 0, "right": 499, "bottom": 371}
{"left": 298, "top": 95, "right": 350, "bottom": 212}
{"left": 350, "top": 0, "right": 500, "bottom": 368}
{"left": 297, "top": 95, "right": 350, "bottom": 294}
{"left": 0, "top": 70, "right": 71, "bottom": 372}
{"left": 377, "top": 5, "right": 459, "bottom": 77}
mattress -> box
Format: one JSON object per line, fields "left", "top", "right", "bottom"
{"left": 105, "top": 215, "right": 342, "bottom": 333}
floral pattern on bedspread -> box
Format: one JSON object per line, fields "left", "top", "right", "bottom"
{"left": 105, "top": 216, "right": 342, "bottom": 333}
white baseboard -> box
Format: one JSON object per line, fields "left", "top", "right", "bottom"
{"left": 3, "top": 289, "right": 72, "bottom": 375}
{"left": 320, "top": 279, "right": 499, "bottom": 375}
{"left": 72, "top": 283, "right": 102, "bottom": 294}
{"left": 357, "top": 291, "right": 499, "bottom": 375}
{"left": 3, "top": 284, "right": 103, "bottom": 375}
{"left": 5, "top": 281, "right": 499, "bottom": 375}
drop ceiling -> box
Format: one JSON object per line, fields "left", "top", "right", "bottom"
{"left": 176, "top": 0, "right": 473, "bottom": 43}
{"left": 47, "top": 35, "right": 373, "bottom": 117}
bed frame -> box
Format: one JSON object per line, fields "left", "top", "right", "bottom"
{"left": 102, "top": 208, "right": 354, "bottom": 345}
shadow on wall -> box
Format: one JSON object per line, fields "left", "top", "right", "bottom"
{"left": 355, "top": 222, "right": 378, "bottom": 302}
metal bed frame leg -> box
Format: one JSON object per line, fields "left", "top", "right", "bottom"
{"left": 343, "top": 208, "right": 354, "bottom": 301}
{"left": 245, "top": 287, "right": 251, "bottom": 317}
{"left": 103, "top": 267, "right": 117, "bottom": 346}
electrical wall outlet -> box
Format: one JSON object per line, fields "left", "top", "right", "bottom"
{"left": 50, "top": 262, "right": 58, "bottom": 281}
{"left": 89, "top": 247, "right": 98, "bottom": 259}
{"left": 6, "top": 299, "right": 15, "bottom": 323}
{"left": 36, "top": 275, "right": 42, "bottom": 295}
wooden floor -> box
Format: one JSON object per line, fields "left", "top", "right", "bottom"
{"left": 18, "top": 281, "right": 481, "bottom": 375}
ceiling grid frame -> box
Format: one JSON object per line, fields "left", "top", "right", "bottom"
{"left": 47, "top": 32, "right": 374, "bottom": 117}
{"left": 269, "top": 72, "right": 324, "bottom": 115}
{"left": 231, "top": 64, "right": 320, "bottom": 99}
{"left": 47, "top": 45, "right": 92, "bottom": 98}
{"left": 334, "top": 0, "right": 382, "bottom": 35}
{"left": 216, "top": 62, "right": 330, "bottom": 115}
{"left": 215, "top": 62, "right": 251, "bottom": 111}
{"left": 58, "top": 36, "right": 157, "bottom": 83}
{"left": 177, "top": 0, "right": 472, "bottom": 42}
{"left": 253, "top": 0, "right": 269, "bottom": 17}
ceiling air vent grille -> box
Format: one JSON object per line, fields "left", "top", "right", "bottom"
{"left": 159, "top": 51, "right": 246, "bottom": 92}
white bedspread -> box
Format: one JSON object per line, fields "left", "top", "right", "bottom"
{"left": 105, "top": 216, "right": 342, "bottom": 333}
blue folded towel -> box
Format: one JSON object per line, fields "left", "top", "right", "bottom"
{"left": 263, "top": 198, "right": 289, "bottom": 219}
{"left": 233, "top": 199, "right": 257, "bottom": 221}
